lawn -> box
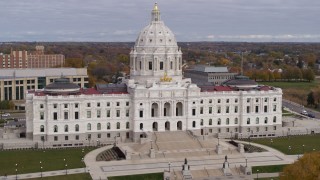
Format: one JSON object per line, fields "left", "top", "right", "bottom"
{"left": 249, "top": 134, "right": 320, "bottom": 155}
{"left": 260, "top": 81, "right": 319, "bottom": 90}
{"left": 252, "top": 164, "right": 286, "bottom": 174}
{"left": 29, "top": 173, "right": 91, "bottom": 180}
{"left": 0, "top": 147, "right": 95, "bottom": 175}
{"left": 254, "top": 177, "right": 279, "bottom": 180}
{"left": 108, "top": 173, "right": 163, "bottom": 180}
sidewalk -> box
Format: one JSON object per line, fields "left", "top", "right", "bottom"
{"left": 0, "top": 168, "right": 86, "bottom": 180}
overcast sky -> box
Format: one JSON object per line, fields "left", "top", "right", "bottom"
{"left": 0, "top": 0, "right": 319, "bottom": 42}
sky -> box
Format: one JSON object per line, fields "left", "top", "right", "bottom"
{"left": 0, "top": 0, "right": 319, "bottom": 42}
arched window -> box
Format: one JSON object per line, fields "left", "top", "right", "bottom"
{"left": 217, "top": 118, "right": 221, "bottom": 125}
{"left": 140, "top": 123, "right": 143, "bottom": 130}
{"left": 53, "top": 125, "right": 58, "bottom": 132}
{"left": 97, "top": 123, "right": 101, "bottom": 130}
{"left": 256, "top": 117, "right": 259, "bottom": 124}
{"left": 40, "top": 125, "right": 44, "bottom": 132}
{"left": 75, "top": 124, "right": 79, "bottom": 132}
{"left": 273, "top": 116, "right": 277, "bottom": 123}
{"left": 87, "top": 123, "right": 91, "bottom": 131}
{"left": 247, "top": 118, "right": 250, "bottom": 125}
{"left": 209, "top": 119, "right": 212, "bottom": 125}
{"left": 234, "top": 118, "right": 238, "bottom": 124}
{"left": 117, "top": 122, "right": 120, "bottom": 129}
{"left": 192, "top": 121, "right": 196, "bottom": 128}
{"left": 126, "top": 122, "right": 130, "bottom": 129}
{"left": 107, "top": 122, "right": 111, "bottom": 130}
{"left": 200, "top": 119, "right": 204, "bottom": 126}
{"left": 264, "top": 117, "right": 268, "bottom": 124}
{"left": 226, "top": 118, "right": 230, "bottom": 125}
{"left": 64, "top": 125, "right": 68, "bottom": 132}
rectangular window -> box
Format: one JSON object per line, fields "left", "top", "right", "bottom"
{"left": 75, "top": 135, "right": 79, "bottom": 140}
{"left": 192, "top": 109, "right": 196, "bottom": 116}
{"left": 64, "top": 104, "right": 68, "bottom": 108}
{"left": 247, "top": 98, "right": 250, "bottom": 103}
{"left": 235, "top": 98, "right": 238, "bottom": 103}
{"left": 200, "top": 107, "right": 203, "bottom": 114}
{"left": 107, "top": 133, "right": 111, "bottom": 138}
{"left": 226, "top": 106, "right": 229, "bottom": 113}
{"left": 87, "top": 103, "right": 91, "bottom": 107}
{"left": 65, "top": 136, "right": 68, "bottom": 141}
{"left": 265, "top": 98, "right": 268, "bottom": 102}
{"left": 54, "top": 136, "right": 58, "bottom": 141}
{"left": 40, "top": 104, "right": 44, "bottom": 109}
{"left": 255, "top": 106, "right": 259, "bottom": 113}
{"left": 235, "top": 106, "right": 238, "bottom": 113}
{"left": 53, "top": 104, "right": 57, "bottom": 109}
{"left": 217, "top": 107, "right": 221, "bottom": 114}
{"left": 97, "top": 102, "right": 100, "bottom": 107}
{"left": 264, "top": 106, "right": 268, "bottom": 113}
{"left": 75, "top": 103, "right": 79, "bottom": 108}
{"left": 226, "top": 99, "right": 229, "bottom": 103}
{"left": 246, "top": 106, "right": 250, "bottom": 113}
{"left": 116, "top": 102, "right": 120, "bottom": 106}
{"left": 106, "top": 110, "right": 110, "bottom": 117}
{"left": 256, "top": 98, "right": 259, "bottom": 102}
{"left": 107, "top": 102, "right": 110, "bottom": 106}
{"left": 149, "top": 61, "right": 152, "bottom": 70}
{"left": 209, "top": 107, "right": 212, "bottom": 114}
{"left": 53, "top": 112, "right": 57, "bottom": 120}
{"left": 218, "top": 99, "right": 221, "bottom": 103}
{"left": 139, "top": 110, "right": 143, "bottom": 118}
{"left": 273, "top": 105, "right": 277, "bottom": 112}
{"left": 126, "top": 109, "right": 129, "bottom": 117}
{"left": 97, "top": 134, "right": 101, "bottom": 138}
{"left": 75, "top": 112, "right": 79, "bottom": 119}
{"left": 209, "top": 99, "right": 212, "bottom": 103}
{"left": 160, "top": 62, "right": 163, "bottom": 70}
{"left": 97, "top": 110, "right": 101, "bottom": 118}
{"left": 273, "top": 126, "right": 277, "bottom": 130}
{"left": 126, "top": 102, "right": 129, "bottom": 106}
{"left": 64, "top": 112, "right": 68, "bottom": 120}
{"left": 87, "top": 111, "right": 91, "bottom": 118}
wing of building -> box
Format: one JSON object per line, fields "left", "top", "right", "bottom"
{"left": 25, "top": 3, "right": 282, "bottom": 146}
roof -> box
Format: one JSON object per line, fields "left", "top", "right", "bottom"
{"left": 189, "top": 65, "right": 229, "bottom": 73}
{"left": 45, "top": 77, "right": 80, "bottom": 90}
{"left": 0, "top": 68, "right": 87, "bottom": 78}
{"left": 96, "top": 84, "right": 128, "bottom": 94}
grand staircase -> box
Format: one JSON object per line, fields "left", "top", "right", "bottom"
{"left": 96, "top": 146, "right": 126, "bottom": 161}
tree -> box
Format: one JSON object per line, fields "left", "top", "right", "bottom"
{"left": 302, "top": 69, "right": 315, "bottom": 82}
{"left": 307, "top": 92, "right": 315, "bottom": 106}
{"left": 280, "top": 152, "right": 320, "bottom": 180}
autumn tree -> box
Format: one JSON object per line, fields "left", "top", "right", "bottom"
{"left": 280, "top": 152, "right": 320, "bottom": 180}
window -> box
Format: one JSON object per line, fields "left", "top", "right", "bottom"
{"left": 226, "top": 118, "right": 230, "bottom": 125}
{"left": 54, "top": 125, "right": 58, "bottom": 132}
{"left": 107, "top": 122, "right": 111, "bottom": 130}
{"left": 97, "top": 102, "right": 100, "bottom": 107}
{"left": 126, "top": 109, "right": 129, "bottom": 117}
{"left": 192, "top": 121, "right": 196, "bottom": 128}
{"left": 264, "top": 106, "right": 268, "bottom": 113}
{"left": 97, "top": 134, "right": 101, "bottom": 138}
{"left": 126, "top": 102, "right": 129, "bottom": 106}
{"left": 65, "top": 136, "right": 68, "bottom": 141}
{"left": 64, "top": 104, "right": 68, "bottom": 108}
{"left": 40, "top": 125, "right": 44, "bottom": 132}
{"left": 265, "top": 98, "right": 268, "bottom": 102}
{"left": 149, "top": 61, "right": 153, "bottom": 70}
{"left": 209, "top": 99, "right": 212, "bottom": 103}
{"left": 200, "top": 107, "right": 203, "bottom": 114}
{"left": 200, "top": 119, "right": 203, "bottom": 126}
{"left": 273, "top": 105, "right": 277, "bottom": 112}
{"left": 54, "top": 136, "right": 58, "bottom": 141}
{"left": 116, "top": 102, "right": 120, "bottom": 106}
{"left": 247, "top": 118, "right": 250, "bottom": 125}
{"left": 218, "top": 99, "right": 221, "bottom": 103}
{"left": 264, "top": 117, "right": 268, "bottom": 124}
{"left": 97, "top": 110, "right": 101, "bottom": 118}
{"left": 75, "top": 135, "right": 79, "bottom": 140}
{"left": 255, "top": 106, "right": 259, "bottom": 113}
{"left": 75, "top": 103, "right": 79, "bottom": 108}
{"left": 139, "top": 110, "right": 143, "bottom": 118}
{"left": 53, "top": 112, "right": 57, "bottom": 120}
{"left": 226, "top": 99, "right": 229, "bottom": 103}
{"left": 265, "top": 127, "right": 268, "bottom": 131}
{"left": 256, "top": 98, "right": 259, "bottom": 103}
{"left": 273, "top": 126, "right": 277, "bottom": 130}
{"left": 235, "top": 99, "right": 238, "bottom": 103}
{"left": 106, "top": 110, "right": 110, "bottom": 117}
{"left": 246, "top": 106, "right": 250, "bottom": 113}
{"left": 273, "top": 116, "right": 277, "bottom": 123}
{"left": 247, "top": 98, "right": 250, "bottom": 103}
{"left": 97, "top": 123, "right": 101, "bottom": 130}
{"left": 226, "top": 106, "right": 229, "bottom": 113}
{"left": 234, "top": 106, "right": 238, "bottom": 113}
{"left": 140, "top": 123, "right": 143, "bottom": 130}
{"left": 200, "top": 100, "right": 203, "bottom": 104}
{"left": 256, "top": 127, "right": 259, "bottom": 132}
{"left": 53, "top": 104, "right": 57, "bottom": 109}
{"left": 217, "top": 119, "right": 221, "bottom": 125}
{"left": 226, "top": 128, "right": 229, "bottom": 132}
{"left": 209, "top": 119, "right": 212, "bottom": 125}
{"left": 126, "top": 122, "right": 130, "bottom": 129}
{"left": 75, "top": 124, "right": 79, "bottom": 132}
{"left": 274, "top": 98, "right": 277, "bottom": 102}
{"left": 107, "top": 133, "right": 111, "bottom": 138}
{"left": 192, "top": 109, "right": 196, "bottom": 116}
{"left": 64, "top": 125, "right": 68, "bottom": 132}
{"left": 64, "top": 112, "right": 68, "bottom": 120}
{"left": 40, "top": 112, "right": 44, "bottom": 120}
{"left": 235, "top": 118, "right": 238, "bottom": 124}
{"left": 116, "top": 110, "right": 120, "bottom": 117}
{"left": 107, "top": 102, "right": 110, "bottom": 106}
{"left": 170, "top": 61, "right": 173, "bottom": 69}
{"left": 117, "top": 122, "right": 120, "bottom": 129}
{"left": 256, "top": 117, "right": 259, "bottom": 124}
{"left": 87, "top": 103, "right": 91, "bottom": 107}
{"left": 40, "top": 104, "right": 44, "bottom": 109}
{"left": 160, "top": 62, "right": 163, "bottom": 70}
{"left": 209, "top": 107, "right": 212, "bottom": 114}
{"left": 87, "top": 111, "right": 91, "bottom": 118}
{"left": 75, "top": 112, "right": 79, "bottom": 119}
{"left": 87, "top": 123, "right": 91, "bottom": 130}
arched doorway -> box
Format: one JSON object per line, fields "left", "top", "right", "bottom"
{"left": 152, "top": 122, "right": 158, "bottom": 131}
{"left": 177, "top": 121, "right": 182, "bottom": 130}
{"left": 151, "top": 103, "right": 159, "bottom": 117}
{"left": 176, "top": 102, "right": 183, "bottom": 116}
{"left": 164, "top": 102, "right": 171, "bottom": 117}
{"left": 165, "top": 121, "right": 170, "bottom": 131}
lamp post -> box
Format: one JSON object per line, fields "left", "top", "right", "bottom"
{"left": 40, "top": 166, "right": 43, "bottom": 178}
{"left": 288, "top": 146, "right": 291, "bottom": 154}
{"left": 257, "top": 169, "right": 259, "bottom": 180}
{"left": 168, "top": 162, "right": 171, "bottom": 172}
{"left": 302, "top": 144, "right": 305, "bottom": 154}
{"left": 270, "top": 139, "right": 273, "bottom": 144}
{"left": 151, "top": 140, "right": 153, "bottom": 149}
{"left": 15, "top": 163, "right": 18, "bottom": 180}
{"left": 65, "top": 164, "right": 68, "bottom": 175}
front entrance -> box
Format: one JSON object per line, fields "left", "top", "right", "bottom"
{"left": 165, "top": 121, "right": 170, "bottom": 131}
{"left": 177, "top": 121, "right": 182, "bottom": 130}
{"left": 153, "top": 122, "right": 158, "bottom": 131}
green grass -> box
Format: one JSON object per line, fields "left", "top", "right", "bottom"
{"left": 249, "top": 134, "right": 320, "bottom": 155}
{"left": 0, "top": 147, "right": 95, "bottom": 175}
{"left": 254, "top": 177, "right": 279, "bottom": 180}
{"left": 260, "top": 81, "right": 318, "bottom": 90}
{"left": 108, "top": 173, "right": 163, "bottom": 180}
{"left": 29, "top": 173, "right": 91, "bottom": 180}
{"left": 252, "top": 164, "right": 286, "bottom": 174}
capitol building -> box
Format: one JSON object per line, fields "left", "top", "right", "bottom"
{"left": 26, "top": 4, "right": 282, "bottom": 146}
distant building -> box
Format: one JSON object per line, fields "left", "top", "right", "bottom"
{"left": 0, "top": 46, "right": 65, "bottom": 69}
{"left": 0, "top": 68, "right": 89, "bottom": 109}
{"left": 184, "top": 65, "right": 237, "bottom": 85}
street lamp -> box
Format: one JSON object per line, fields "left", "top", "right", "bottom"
{"left": 40, "top": 166, "right": 43, "bottom": 178}
{"left": 15, "top": 163, "right": 18, "bottom": 180}
{"left": 288, "top": 146, "right": 291, "bottom": 154}
{"left": 150, "top": 140, "right": 153, "bottom": 149}
{"left": 168, "top": 162, "right": 171, "bottom": 172}
{"left": 270, "top": 139, "right": 273, "bottom": 144}
{"left": 257, "top": 169, "right": 259, "bottom": 180}
{"left": 65, "top": 164, "right": 68, "bottom": 175}
{"left": 302, "top": 144, "right": 305, "bottom": 154}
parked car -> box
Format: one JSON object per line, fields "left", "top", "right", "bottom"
{"left": 301, "top": 110, "right": 308, "bottom": 116}
{"left": 1, "top": 113, "right": 10, "bottom": 117}
{"left": 308, "top": 113, "right": 315, "bottom": 118}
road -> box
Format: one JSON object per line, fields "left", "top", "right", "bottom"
{"left": 282, "top": 99, "right": 320, "bottom": 119}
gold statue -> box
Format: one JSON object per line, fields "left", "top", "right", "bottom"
{"left": 160, "top": 72, "right": 172, "bottom": 82}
